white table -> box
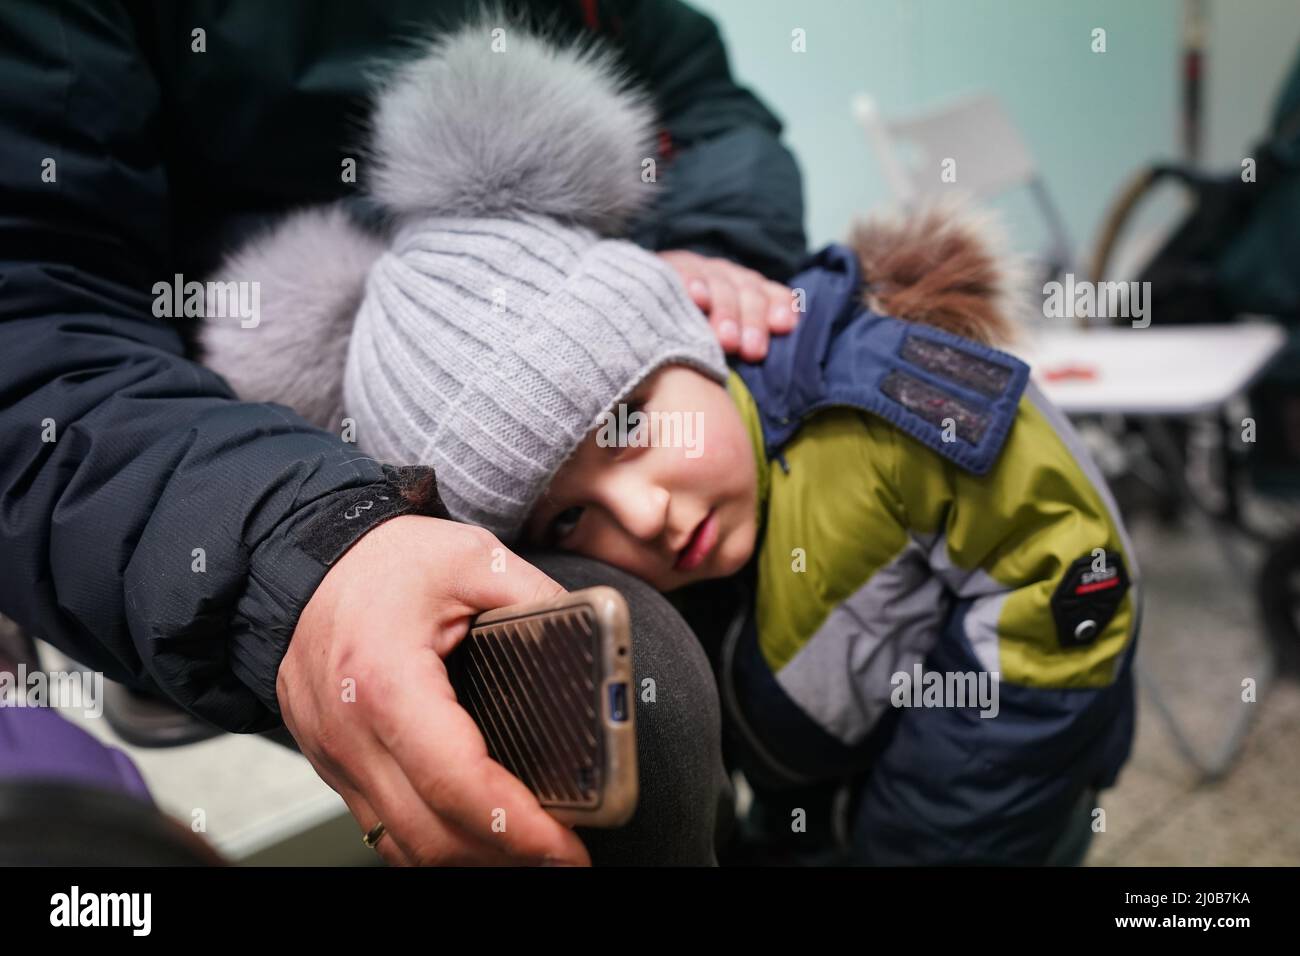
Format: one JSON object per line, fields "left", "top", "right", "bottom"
{"left": 1011, "top": 321, "right": 1287, "bottom": 416}
{"left": 1014, "top": 320, "right": 1288, "bottom": 781}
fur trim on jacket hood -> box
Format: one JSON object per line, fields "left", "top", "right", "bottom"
{"left": 848, "top": 197, "right": 1024, "bottom": 347}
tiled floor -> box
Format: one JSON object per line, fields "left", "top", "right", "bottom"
{"left": 1084, "top": 513, "right": 1300, "bottom": 866}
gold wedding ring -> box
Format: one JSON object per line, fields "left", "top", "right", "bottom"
{"left": 362, "top": 820, "right": 387, "bottom": 849}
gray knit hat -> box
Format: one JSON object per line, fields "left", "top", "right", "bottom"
{"left": 200, "top": 19, "right": 727, "bottom": 542}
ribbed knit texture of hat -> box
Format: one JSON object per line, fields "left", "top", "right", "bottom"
{"left": 342, "top": 212, "right": 728, "bottom": 541}
{"left": 198, "top": 19, "right": 733, "bottom": 542}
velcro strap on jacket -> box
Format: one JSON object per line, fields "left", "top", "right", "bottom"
{"left": 822, "top": 314, "right": 1030, "bottom": 475}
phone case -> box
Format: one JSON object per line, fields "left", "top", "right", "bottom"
{"left": 448, "top": 586, "right": 637, "bottom": 828}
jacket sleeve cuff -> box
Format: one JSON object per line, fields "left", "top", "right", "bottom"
{"left": 230, "top": 464, "right": 449, "bottom": 722}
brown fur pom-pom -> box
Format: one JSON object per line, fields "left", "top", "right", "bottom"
{"left": 848, "top": 199, "right": 1021, "bottom": 347}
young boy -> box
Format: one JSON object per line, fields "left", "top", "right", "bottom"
{"left": 518, "top": 229, "right": 1140, "bottom": 866}
{"left": 201, "top": 22, "right": 1139, "bottom": 865}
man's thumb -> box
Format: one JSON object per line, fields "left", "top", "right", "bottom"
{"left": 462, "top": 547, "right": 566, "bottom": 614}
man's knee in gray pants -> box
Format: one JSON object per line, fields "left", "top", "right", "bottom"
{"left": 524, "top": 552, "right": 728, "bottom": 866}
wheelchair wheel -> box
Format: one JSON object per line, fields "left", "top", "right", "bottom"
{"left": 1257, "top": 530, "right": 1300, "bottom": 677}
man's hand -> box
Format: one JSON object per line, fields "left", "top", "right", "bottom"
{"left": 277, "top": 514, "right": 590, "bottom": 866}
{"left": 659, "top": 250, "right": 797, "bottom": 362}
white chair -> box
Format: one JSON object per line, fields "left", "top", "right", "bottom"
{"left": 852, "top": 92, "right": 1078, "bottom": 289}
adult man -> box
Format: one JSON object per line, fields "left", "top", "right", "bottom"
{"left": 0, "top": 0, "right": 806, "bottom": 864}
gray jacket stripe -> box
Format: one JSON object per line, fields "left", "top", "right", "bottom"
{"left": 774, "top": 537, "right": 949, "bottom": 746}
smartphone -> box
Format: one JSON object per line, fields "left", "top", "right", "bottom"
{"left": 447, "top": 586, "right": 637, "bottom": 828}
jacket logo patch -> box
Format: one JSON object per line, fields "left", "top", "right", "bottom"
{"left": 1051, "top": 551, "right": 1130, "bottom": 648}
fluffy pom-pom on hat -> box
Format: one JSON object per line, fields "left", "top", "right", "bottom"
{"left": 200, "top": 17, "right": 665, "bottom": 432}
{"left": 201, "top": 16, "right": 727, "bottom": 542}
{"left": 198, "top": 204, "right": 385, "bottom": 431}
{"left": 366, "top": 14, "right": 659, "bottom": 233}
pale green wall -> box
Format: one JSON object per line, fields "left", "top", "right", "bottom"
{"left": 689, "top": 0, "right": 1298, "bottom": 261}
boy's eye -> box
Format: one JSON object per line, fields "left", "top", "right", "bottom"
{"left": 550, "top": 505, "right": 585, "bottom": 542}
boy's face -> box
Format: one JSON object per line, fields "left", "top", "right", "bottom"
{"left": 523, "top": 365, "right": 758, "bottom": 592}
